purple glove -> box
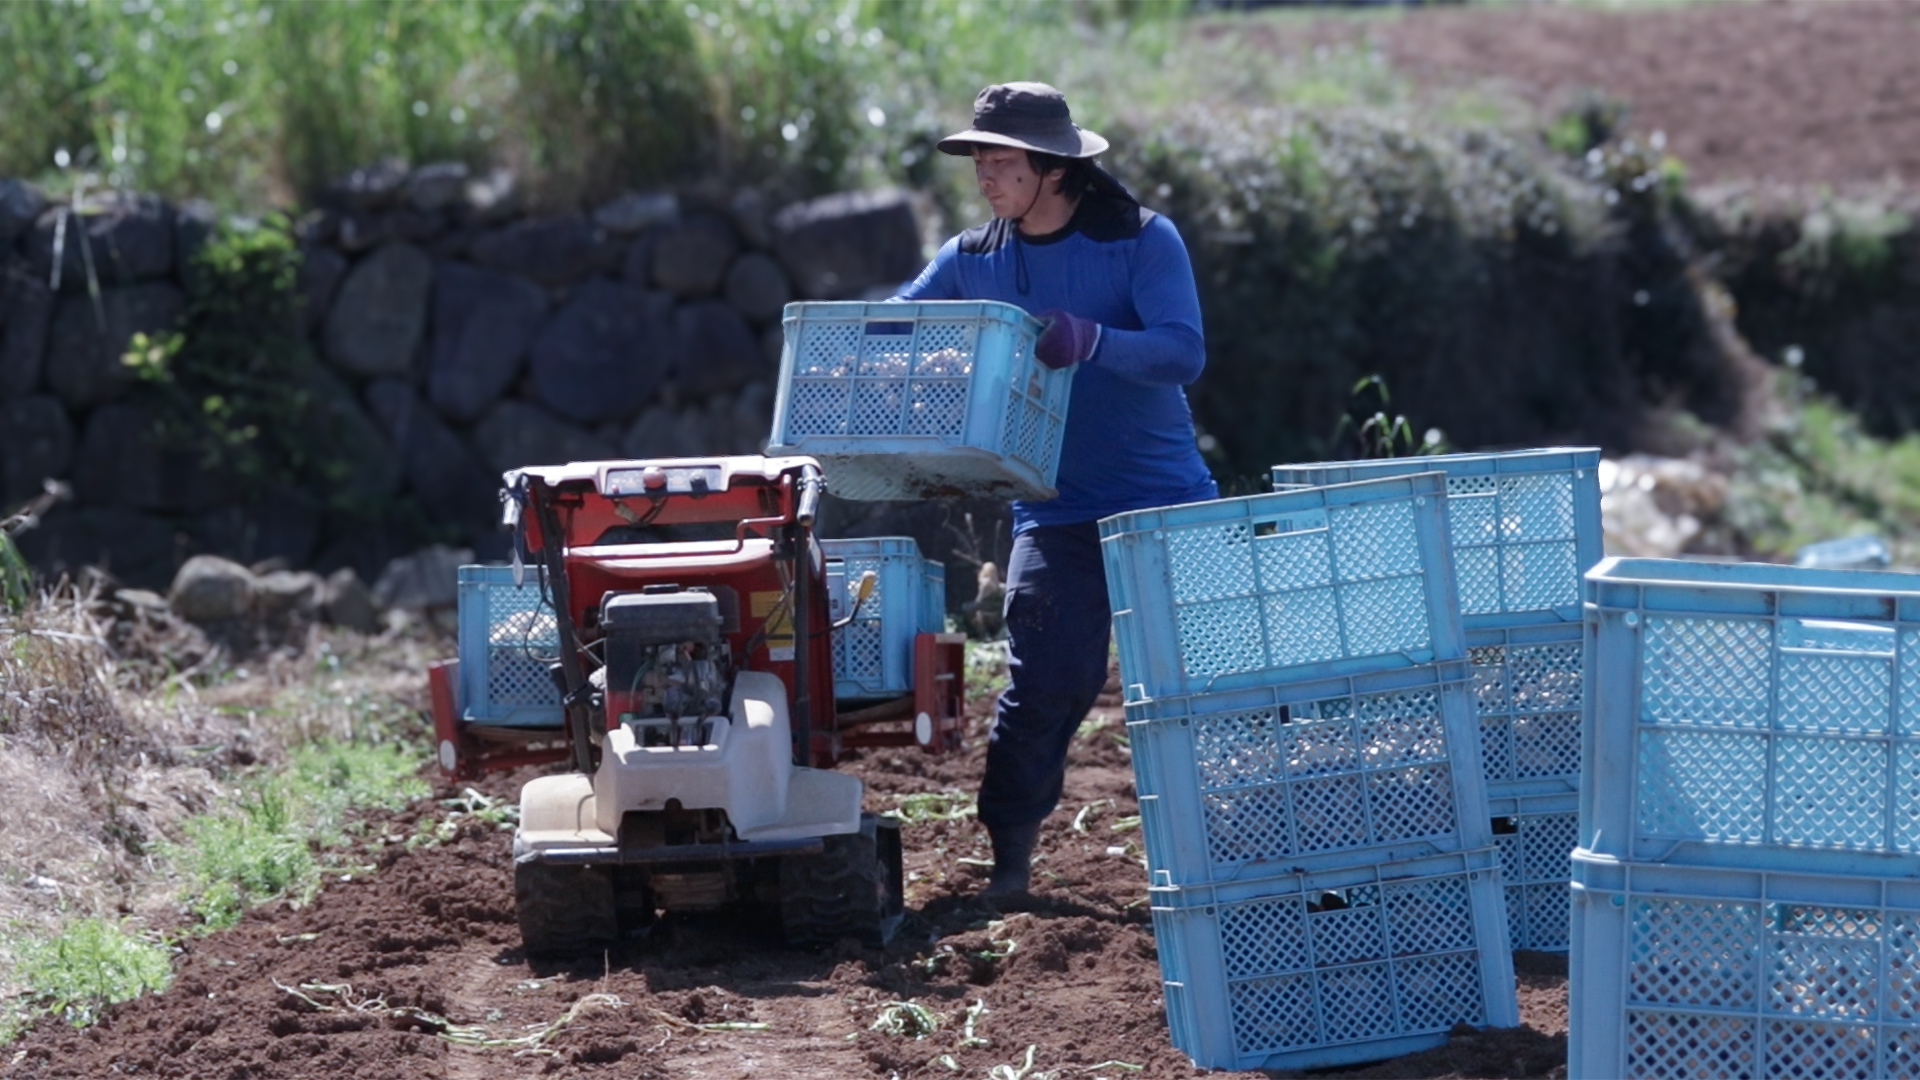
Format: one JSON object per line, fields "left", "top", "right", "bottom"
{"left": 1034, "top": 308, "right": 1100, "bottom": 370}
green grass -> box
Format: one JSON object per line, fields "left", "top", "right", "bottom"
{"left": 6, "top": 918, "right": 173, "bottom": 1032}
{"left": 0, "top": 0, "right": 1175, "bottom": 208}
{"left": 168, "top": 739, "right": 427, "bottom": 930}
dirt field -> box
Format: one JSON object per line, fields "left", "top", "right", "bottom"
{"left": 1247, "top": 0, "right": 1920, "bottom": 190}
{"left": 2, "top": 671, "right": 1569, "bottom": 1080}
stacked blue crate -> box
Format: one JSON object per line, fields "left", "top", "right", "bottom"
{"left": 455, "top": 564, "right": 563, "bottom": 729}
{"left": 1102, "top": 473, "right": 1517, "bottom": 1071}
{"left": 823, "top": 537, "right": 944, "bottom": 700}
{"left": 1571, "top": 558, "right": 1920, "bottom": 1080}
{"left": 1274, "top": 448, "right": 1603, "bottom": 951}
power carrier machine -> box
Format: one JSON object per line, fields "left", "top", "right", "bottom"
{"left": 427, "top": 455, "right": 967, "bottom": 956}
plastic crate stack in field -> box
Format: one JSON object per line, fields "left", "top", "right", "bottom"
{"left": 1570, "top": 558, "right": 1920, "bottom": 1080}
{"left": 1102, "top": 473, "right": 1517, "bottom": 1070}
{"left": 1490, "top": 792, "right": 1580, "bottom": 952}
{"left": 768, "top": 301, "right": 1071, "bottom": 502}
{"left": 1274, "top": 449, "right": 1602, "bottom": 954}
{"left": 456, "top": 564, "right": 563, "bottom": 729}
{"left": 823, "top": 537, "right": 945, "bottom": 700}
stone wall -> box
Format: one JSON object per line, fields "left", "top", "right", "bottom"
{"left": 0, "top": 168, "right": 927, "bottom": 591}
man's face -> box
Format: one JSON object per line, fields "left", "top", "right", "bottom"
{"left": 972, "top": 145, "right": 1042, "bottom": 219}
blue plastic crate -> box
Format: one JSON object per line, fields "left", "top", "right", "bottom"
{"left": 1472, "top": 620, "right": 1586, "bottom": 796}
{"left": 1150, "top": 847, "right": 1518, "bottom": 1072}
{"left": 1490, "top": 791, "right": 1578, "bottom": 953}
{"left": 1272, "top": 447, "right": 1602, "bottom": 627}
{"left": 1585, "top": 557, "right": 1920, "bottom": 877}
{"left": 1128, "top": 660, "right": 1493, "bottom": 887}
{"left": 456, "top": 564, "right": 563, "bottom": 728}
{"left": 1569, "top": 849, "right": 1920, "bottom": 1080}
{"left": 1101, "top": 472, "right": 1464, "bottom": 703}
{"left": 823, "top": 537, "right": 943, "bottom": 700}
{"left": 768, "top": 300, "right": 1070, "bottom": 501}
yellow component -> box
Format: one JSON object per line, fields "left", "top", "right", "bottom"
{"left": 855, "top": 569, "right": 878, "bottom": 606}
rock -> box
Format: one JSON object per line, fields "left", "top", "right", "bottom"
{"left": 298, "top": 246, "right": 348, "bottom": 336}
{"left": 334, "top": 207, "right": 446, "bottom": 254}
{"left": 759, "top": 324, "right": 785, "bottom": 368}
{"left": 426, "top": 263, "right": 549, "bottom": 423}
{"left": 27, "top": 194, "right": 177, "bottom": 291}
{"left": 621, "top": 230, "right": 657, "bottom": 286}
{"left": 674, "top": 300, "right": 766, "bottom": 398}
{"left": 364, "top": 379, "right": 501, "bottom": 531}
{"left": 0, "top": 396, "right": 75, "bottom": 507}
{"left": 728, "top": 188, "right": 775, "bottom": 250}
{"left": 620, "top": 404, "right": 680, "bottom": 460}
{"left": 70, "top": 402, "right": 232, "bottom": 512}
{"left": 651, "top": 213, "right": 739, "bottom": 298}
{"left": 254, "top": 569, "right": 325, "bottom": 622}
{"left": 44, "top": 282, "right": 186, "bottom": 411}
{"left": 723, "top": 251, "right": 793, "bottom": 323}
{"left": 407, "top": 162, "right": 470, "bottom": 213}
{"left": 173, "top": 200, "right": 218, "bottom": 296}
{"left": 371, "top": 544, "right": 471, "bottom": 611}
{"left": 169, "top": 554, "right": 256, "bottom": 623}
{"left": 462, "top": 168, "right": 519, "bottom": 224}
{"left": 593, "top": 191, "right": 678, "bottom": 235}
{"left": 771, "top": 188, "right": 923, "bottom": 299}
{"left": 322, "top": 242, "right": 433, "bottom": 378}
{"left": 321, "top": 567, "right": 379, "bottom": 632}
{"left": 0, "top": 179, "right": 48, "bottom": 251}
{"left": 468, "top": 216, "right": 599, "bottom": 288}
{"left": 13, "top": 505, "right": 177, "bottom": 590}
{"left": 188, "top": 488, "right": 322, "bottom": 567}
{"left": 527, "top": 277, "right": 676, "bottom": 424}
{"left": 471, "top": 399, "right": 618, "bottom": 475}
{"left": 330, "top": 157, "right": 410, "bottom": 211}
{"left": 294, "top": 365, "right": 403, "bottom": 501}
{"left": 732, "top": 381, "right": 774, "bottom": 451}
{"left": 1, "top": 274, "right": 54, "bottom": 397}
{"left": 424, "top": 223, "right": 486, "bottom": 260}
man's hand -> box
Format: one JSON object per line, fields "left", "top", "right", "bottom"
{"left": 1034, "top": 308, "right": 1100, "bottom": 370}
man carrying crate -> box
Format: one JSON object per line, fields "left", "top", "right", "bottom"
{"left": 896, "top": 82, "right": 1217, "bottom": 903}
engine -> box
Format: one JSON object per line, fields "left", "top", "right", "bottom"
{"left": 600, "top": 587, "right": 734, "bottom": 747}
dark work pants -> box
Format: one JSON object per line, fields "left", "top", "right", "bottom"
{"left": 978, "top": 521, "right": 1112, "bottom": 831}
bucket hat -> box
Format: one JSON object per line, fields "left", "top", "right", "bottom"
{"left": 937, "top": 82, "right": 1109, "bottom": 159}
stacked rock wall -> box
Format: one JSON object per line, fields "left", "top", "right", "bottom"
{"left": 0, "top": 168, "right": 927, "bottom": 590}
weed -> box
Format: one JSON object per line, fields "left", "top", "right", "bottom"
{"left": 11, "top": 918, "right": 173, "bottom": 1028}
{"left": 870, "top": 1000, "right": 940, "bottom": 1040}
{"left": 891, "top": 791, "right": 977, "bottom": 825}
{"left": 965, "top": 639, "right": 1009, "bottom": 701}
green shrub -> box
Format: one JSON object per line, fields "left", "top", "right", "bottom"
{"left": 12, "top": 918, "right": 173, "bottom": 1028}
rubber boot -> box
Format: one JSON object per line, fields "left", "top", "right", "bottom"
{"left": 979, "top": 819, "right": 1042, "bottom": 904}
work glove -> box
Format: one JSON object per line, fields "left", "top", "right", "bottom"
{"left": 1034, "top": 308, "right": 1100, "bottom": 370}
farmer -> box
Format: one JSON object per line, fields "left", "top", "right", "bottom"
{"left": 895, "top": 82, "right": 1217, "bottom": 903}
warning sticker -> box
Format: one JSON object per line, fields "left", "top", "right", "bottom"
{"left": 750, "top": 590, "right": 794, "bottom": 661}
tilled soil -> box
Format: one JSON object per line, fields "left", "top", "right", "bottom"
{"left": 2, "top": 676, "right": 1569, "bottom": 1080}
{"left": 1238, "top": 0, "right": 1920, "bottom": 190}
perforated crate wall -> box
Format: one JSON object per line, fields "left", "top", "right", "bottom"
{"left": 1491, "top": 792, "right": 1578, "bottom": 952}
{"left": 1151, "top": 848, "right": 1517, "bottom": 1072}
{"left": 1272, "top": 448, "right": 1601, "bottom": 627}
{"left": 455, "top": 564, "right": 563, "bottom": 728}
{"left": 1129, "top": 661, "right": 1492, "bottom": 887}
{"left": 768, "top": 301, "right": 1070, "bottom": 501}
{"left": 1569, "top": 851, "right": 1920, "bottom": 1080}
{"left": 824, "top": 537, "right": 943, "bottom": 700}
{"left": 1102, "top": 472, "right": 1464, "bottom": 703}
{"left": 1472, "top": 621, "right": 1585, "bottom": 796}
{"left": 1585, "top": 558, "right": 1920, "bottom": 875}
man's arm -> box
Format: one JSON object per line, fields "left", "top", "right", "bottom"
{"left": 892, "top": 237, "right": 962, "bottom": 301}
{"left": 1085, "top": 215, "right": 1205, "bottom": 385}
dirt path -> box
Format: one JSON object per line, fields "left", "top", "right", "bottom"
{"left": 1, "top": 683, "right": 1569, "bottom": 1080}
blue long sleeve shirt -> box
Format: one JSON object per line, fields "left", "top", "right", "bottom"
{"left": 896, "top": 194, "right": 1218, "bottom": 533}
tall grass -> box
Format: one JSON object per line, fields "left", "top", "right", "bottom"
{"left": 0, "top": 0, "right": 1176, "bottom": 208}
